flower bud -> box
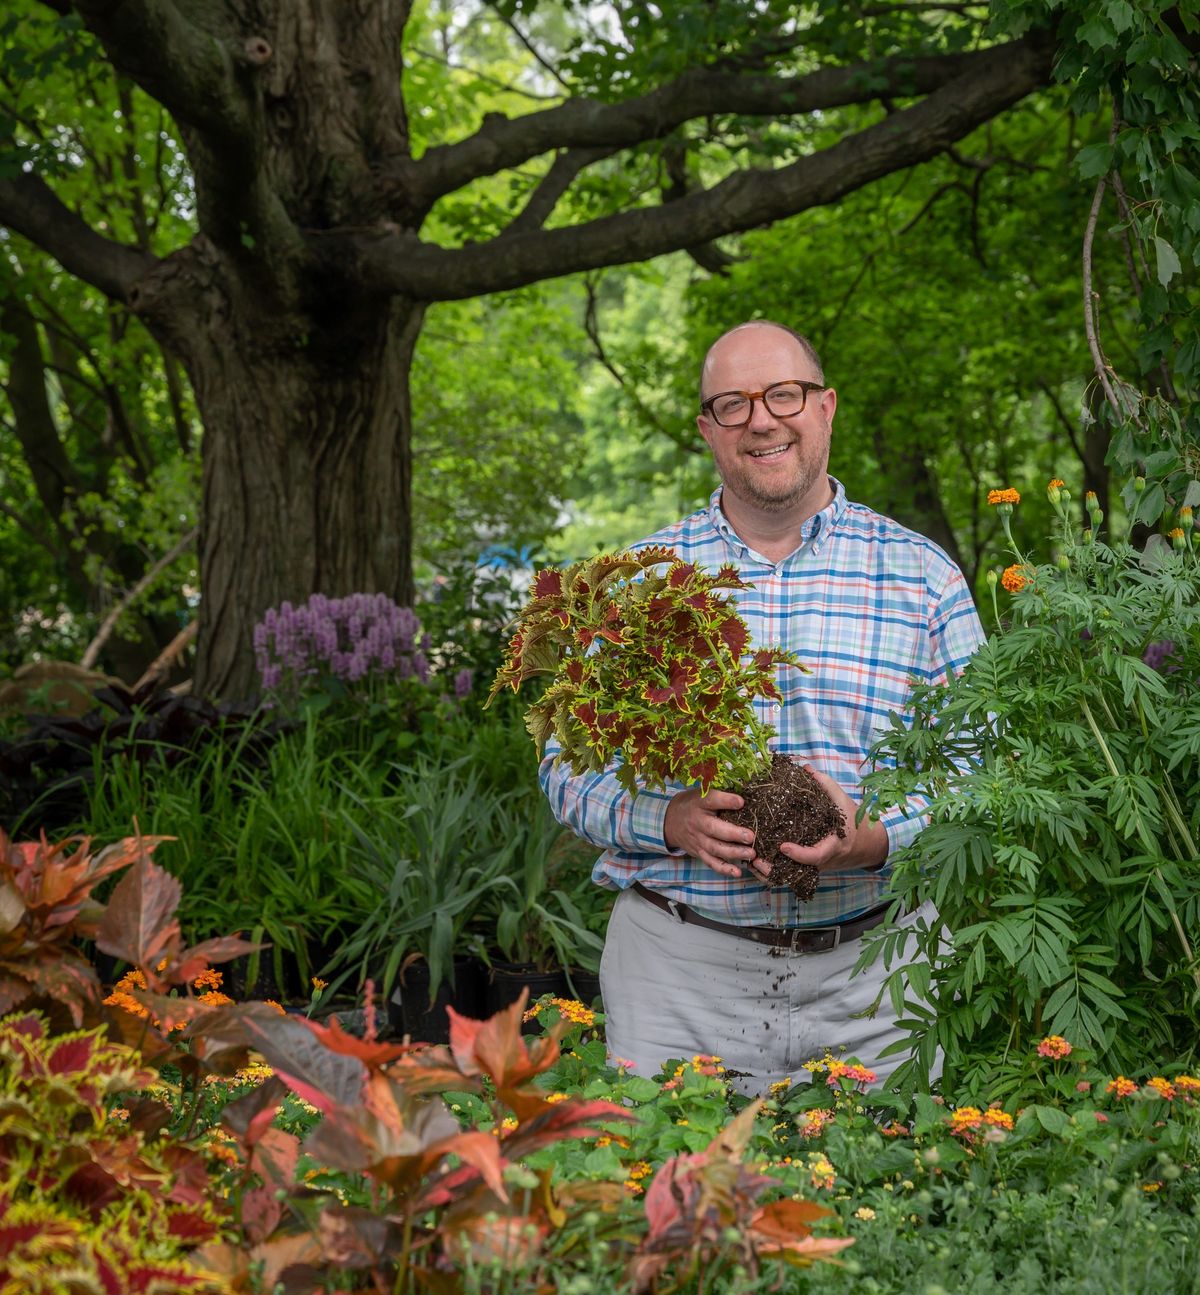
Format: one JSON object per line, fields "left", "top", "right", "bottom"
{"left": 1057, "top": 554, "right": 1070, "bottom": 572}
{"left": 1084, "top": 491, "right": 1098, "bottom": 510}
{"left": 986, "top": 569, "right": 998, "bottom": 589}
{"left": 1181, "top": 506, "right": 1194, "bottom": 533}
{"left": 1090, "top": 508, "right": 1103, "bottom": 529}
{"left": 1083, "top": 528, "right": 1094, "bottom": 545}
{"left": 1170, "top": 527, "right": 1186, "bottom": 552}
{"left": 1134, "top": 476, "right": 1146, "bottom": 493}
{"left": 1047, "top": 478, "right": 1064, "bottom": 504}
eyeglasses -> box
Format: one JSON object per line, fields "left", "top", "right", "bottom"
{"left": 700, "top": 379, "right": 826, "bottom": 428}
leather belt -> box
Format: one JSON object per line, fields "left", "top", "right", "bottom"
{"left": 631, "top": 881, "right": 890, "bottom": 953}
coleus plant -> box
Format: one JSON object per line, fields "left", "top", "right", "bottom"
{"left": 488, "top": 548, "right": 805, "bottom": 796}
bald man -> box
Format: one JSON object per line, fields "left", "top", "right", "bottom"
{"left": 541, "top": 321, "right": 984, "bottom": 1092}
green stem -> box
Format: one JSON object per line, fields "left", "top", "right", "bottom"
{"left": 1079, "top": 697, "right": 1121, "bottom": 781}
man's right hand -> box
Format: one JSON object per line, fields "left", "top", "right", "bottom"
{"left": 663, "top": 789, "right": 757, "bottom": 878}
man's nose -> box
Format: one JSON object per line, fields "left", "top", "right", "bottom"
{"left": 746, "top": 396, "right": 778, "bottom": 431}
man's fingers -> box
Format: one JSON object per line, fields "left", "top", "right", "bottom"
{"left": 698, "top": 790, "right": 745, "bottom": 811}
{"left": 699, "top": 849, "right": 743, "bottom": 878}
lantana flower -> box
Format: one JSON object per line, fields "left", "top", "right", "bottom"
{"left": 1036, "top": 1035, "right": 1072, "bottom": 1059}
{"left": 1107, "top": 1076, "right": 1138, "bottom": 1098}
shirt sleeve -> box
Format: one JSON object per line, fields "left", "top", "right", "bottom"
{"left": 875, "top": 558, "right": 986, "bottom": 861}
{"left": 539, "top": 740, "right": 687, "bottom": 856}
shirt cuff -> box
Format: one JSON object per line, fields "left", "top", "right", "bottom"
{"left": 628, "top": 788, "right": 688, "bottom": 855}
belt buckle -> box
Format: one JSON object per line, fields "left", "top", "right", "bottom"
{"left": 791, "top": 925, "right": 840, "bottom": 954}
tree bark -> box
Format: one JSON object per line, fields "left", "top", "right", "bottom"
{"left": 142, "top": 244, "right": 423, "bottom": 698}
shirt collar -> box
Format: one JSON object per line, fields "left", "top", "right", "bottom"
{"left": 705, "top": 477, "right": 847, "bottom": 560}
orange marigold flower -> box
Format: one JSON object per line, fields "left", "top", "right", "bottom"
{"left": 263, "top": 999, "right": 287, "bottom": 1015}
{"left": 1047, "top": 479, "right": 1065, "bottom": 490}
{"left": 1036, "top": 1035, "right": 1072, "bottom": 1060}
{"left": 987, "top": 488, "right": 1021, "bottom": 506}
{"left": 1001, "top": 564, "right": 1029, "bottom": 594}
{"left": 199, "top": 991, "right": 234, "bottom": 1007}
{"left": 192, "top": 967, "right": 223, "bottom": 991}
{"left": 311, "top": 976, "right": 328, "bottom": 991}
{"left": 1107, "top": 1076, "right": 1138, "bottom": 1098}
{"left": 1146, "top": 1077, "right": 1176, "bottom": 1101}
{"left": 1168, "top": 527, "right": 1185, "bottom": 540}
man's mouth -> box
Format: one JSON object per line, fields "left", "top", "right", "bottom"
{"left": 747, "top": 443, "right": 793, "bottom": 459}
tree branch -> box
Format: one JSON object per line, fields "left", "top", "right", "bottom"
{"left": 394, "top": 39, "right": 1040, "bottom": 208}
{"left": 0, "top": 171, "right": 158, "bottom": 301}
{"left": 353, "top": 34, "right": 1054, "bottom": 301}
{"left": 582, "top": 279, "right": 699, "bottom": 453}
{"left": 501, "top": 146, "right": 615, "bottom": 238}
{"left": 67, "top": 0, "right": 254, "bottom": 143}
{"left": 80, "top": 525, "right": 198, "bottom": 671}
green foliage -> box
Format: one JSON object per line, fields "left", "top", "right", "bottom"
{"left": 861, "top": 479, "right": 1200, "bottom": 1093}
{"left": 490, "top": 549, "right": 805, "bottom": 794}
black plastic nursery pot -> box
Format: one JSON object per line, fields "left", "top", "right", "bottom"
{"left": 484, "top": 961, "right": 568, "bottom": 1033}
{"left": 389, "top": 956, "right": 486, "bottom": 1045}
{"left": 563, "top": 967, "right": 602, "bottom": 1010}
{"left": 223, "top": 950, "right": 307, "bottom": 1005}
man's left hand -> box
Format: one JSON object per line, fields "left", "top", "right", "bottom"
{"left": 747, "top": 766, "right": 888, "bottom": 878}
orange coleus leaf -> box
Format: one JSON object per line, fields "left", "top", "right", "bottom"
{"left": 497, "top": 1097, "right": 633, "bottom": 1156}
{"left": 95, "top": 856, "right": 184, "bottom": 983}
{"left": 297, "top": 1013, "right": 417, "bottom": 1069}
{"left": 748, "top": 1197, "right": 832, "bottom": 1244}
{"left": 447, "top": 994, "right": 563, "bottom": 1089}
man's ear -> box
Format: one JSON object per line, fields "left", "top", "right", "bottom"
{"left": 697, "top": 413, "right": 716, "bottom": 450}
{"left": 821, "top": 387, "right": 837, "bottom": 426}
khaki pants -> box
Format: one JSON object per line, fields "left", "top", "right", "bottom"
{"left": 599, "top": 886, "right": 936, "bottom": 1096}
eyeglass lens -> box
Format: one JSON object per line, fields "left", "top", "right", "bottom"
{"left": 710, "top": 382, "right": 809, "bottom": 426}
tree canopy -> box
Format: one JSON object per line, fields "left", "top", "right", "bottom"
{"left": 1, "top": 1, "right": 1196, "bottom": 692}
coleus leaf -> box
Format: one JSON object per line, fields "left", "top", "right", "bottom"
{"left": 95, "top": 856, "right": 183, "bottom": 978}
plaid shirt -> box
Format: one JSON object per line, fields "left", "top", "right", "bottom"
{"left": 540, "top": 479, "right": 985, "bottom": 928}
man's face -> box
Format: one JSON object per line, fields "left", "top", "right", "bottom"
{"left": 696, "top": 327, "right": 836, "bottom": 518}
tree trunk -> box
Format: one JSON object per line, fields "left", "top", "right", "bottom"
{"left": 159, "top": 258, "right": 424, "bottom": 699}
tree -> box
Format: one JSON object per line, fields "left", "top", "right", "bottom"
{"left": 0, "top": 0, "right": 1057, "bottom": 695}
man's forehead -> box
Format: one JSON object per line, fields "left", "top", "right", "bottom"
{"left": 702, "top": 324, "right": 810, "bottom": 381}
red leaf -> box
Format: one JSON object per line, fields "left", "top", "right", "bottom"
{"left": 667, "top": 562, "right": 697, "bottom": 589}
{"left": 46, "top": 1035, "right": 98, "bottom": 1076}
{"left": 533, "top": 569, "right": 563, "bottom": 599}
{"left": 687, "top": 760, "right": 719, "bottom": 792}
{"left": 716, "top": 617, "right": 749, "bottom": 659}
{"left": 95, "top": 857, "right": 183, "bottom": 978}
{"left": 642, "top": 660, "right": 698, "bottom": 711}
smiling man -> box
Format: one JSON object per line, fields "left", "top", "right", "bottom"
{"left": 541, "top": 320, "right": 985, "bottom": 1092}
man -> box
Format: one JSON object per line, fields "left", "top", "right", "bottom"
{"left": 541, "top": 320, "right": 984, "bottom": 1091}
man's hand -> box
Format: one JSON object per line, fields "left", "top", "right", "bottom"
{"left": 748, "top": 766, "right": 888, "bottom": 879}
{"left": 664, "top": 788, "right": 757, "bottom": 879}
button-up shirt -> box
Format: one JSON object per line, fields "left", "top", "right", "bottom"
{"left": 540, "top": 478, "right": 985, "bottom": 927}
